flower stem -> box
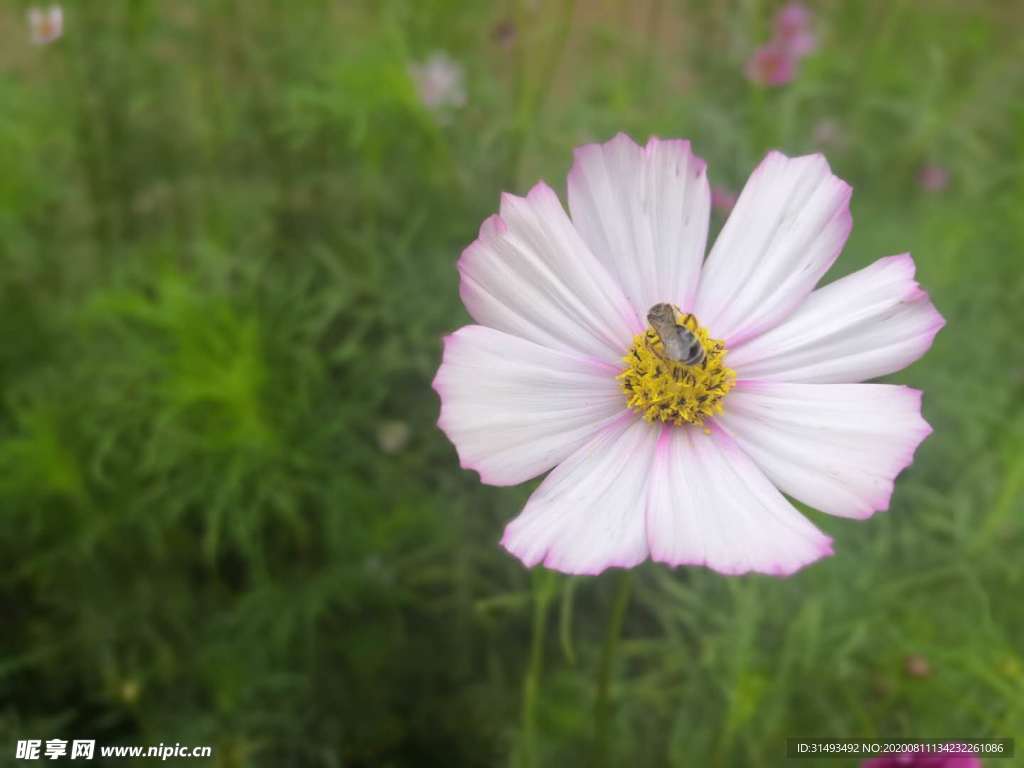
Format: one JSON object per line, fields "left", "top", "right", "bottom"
{"left": 522, "top": 571, "right": 555, "bottom": 768}
{"left": 593, "top": 570, "right": 633, "bottom": 767}
{"left": 508, "top": 0, "right": 577, "bottom": 188}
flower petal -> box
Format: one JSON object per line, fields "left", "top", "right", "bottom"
{"left": 501, "top": 414, "right": 659, "bottom": 575}
{"left": 458, "top": 182, "right": 641, "bottom": 364}
{"left": 695, "top": 151, "right": 852, "bottom": 346}
{"left": 434, "top": 325, "right": 626, "bottom": 487}
{"left": 714, "top": 382, "right": 932, "bottom": 519}
{"left": 567, "top": 133, "right": 711, "bottom": 316}
{"left": 725, "top": 254, "right": 945, "bottom": 383}
{"left": 647, "top": 425, "right": 832, "bottom": 576}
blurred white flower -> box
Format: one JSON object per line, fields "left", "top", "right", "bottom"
{"left": 376, "top": 420, "right": 411, "bottom": 454}
{"left": 28, "top": 5, "right": 63, "bottom": 46}
{"left": 410, "top": 52, "right": 467, "bottom": 111}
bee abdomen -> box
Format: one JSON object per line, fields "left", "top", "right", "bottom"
{"left": 681, "top": 335, "right": 706, "bottom": 366}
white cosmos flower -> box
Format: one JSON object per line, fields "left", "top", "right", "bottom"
{"left": 409, "top": 52, "right": 466, "bottom": 112}
{"left": 433, "top": 134, "right": 944, "bottom": 577}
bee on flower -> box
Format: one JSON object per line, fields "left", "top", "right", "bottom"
{"left": 433, "top": 133, "right": 943, "bottom": 576}
{"left": 27, "top": 5, "right": 63, "bottom": 46}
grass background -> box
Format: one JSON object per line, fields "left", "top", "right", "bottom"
{"left": 1, "top": 1, "right": 1022, "bottom": 766}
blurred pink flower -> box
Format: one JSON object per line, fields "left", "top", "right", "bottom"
{"left": 711, "top": 185, "right": 737, "bottom": 214}
{"left": 774, "top": 2, "right": 817, "bottom": 58}
{"left": 410, "top": 52, "right": 467, "bottom": 111}
{"left": 746, "top": 42, "right": 796, "bottom": 87}
{"left": 903, "top": 653, "right": 932, "bottom": 678}
{"left": 28, "top": 5, "right": 63, "bottom": 45}
{"left": 917, "top": 164, "right": 950, "bottom": 192}
{"left": 862, "top": 747, "right": 982, "bottom": 767}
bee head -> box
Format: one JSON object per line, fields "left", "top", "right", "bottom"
{"left": 647, "top": 303, "right": 677, "bottom": 327}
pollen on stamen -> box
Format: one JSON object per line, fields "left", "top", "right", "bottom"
{"left": 617, "top": 312, "right": 735, "bottom": 429}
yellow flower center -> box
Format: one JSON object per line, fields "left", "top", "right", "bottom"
{"left": 618, "top": 309, "right": 735, "bottom": 428}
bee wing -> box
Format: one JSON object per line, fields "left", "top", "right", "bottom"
{"left": 661, "top": 327, "right": 690, "bottom": 361}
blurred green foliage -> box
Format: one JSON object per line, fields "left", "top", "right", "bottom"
{"left": 0, "top": 1, "right": 1022, "bottom": 766}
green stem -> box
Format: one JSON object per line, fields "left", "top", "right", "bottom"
{"left": 508, "top": 0, "right": 577, "bottom": 188}
{"left": 522, "top": 572, "right": 554, "bottom": 768}
{"left": 593, "top": 570, "right": 633, "bottom": 767}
